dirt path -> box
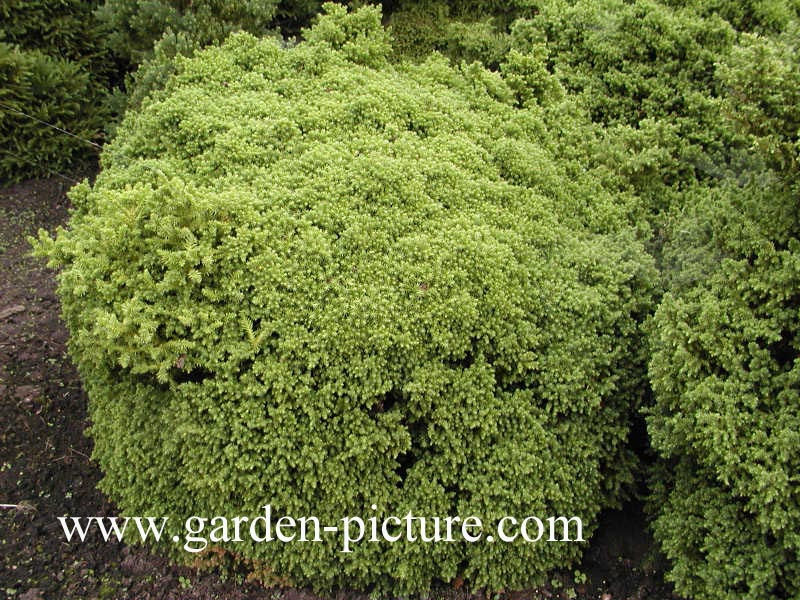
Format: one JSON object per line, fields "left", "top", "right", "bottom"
{"left": 0, "top": 176, "right": 677, "bottom": 600}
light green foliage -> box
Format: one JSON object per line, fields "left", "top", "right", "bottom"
{"left": 647, "top": 24, "right": 800, "bottom": 600}
{"left": 35, "top": 4, "right": 656, "bottom": 593}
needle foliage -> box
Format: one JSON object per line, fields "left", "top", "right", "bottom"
{"left": 35, "top": 4, "right": 658, "bottom": 594}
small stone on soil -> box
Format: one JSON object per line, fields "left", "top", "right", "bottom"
{"left": 0, "top": 304, "right": 26, "bottom": 320}
{"left": 19, "top": 588, "right": 44, "bottom": 600}
{"left": 14, "top": 385, "right": 41, "bottom": 401}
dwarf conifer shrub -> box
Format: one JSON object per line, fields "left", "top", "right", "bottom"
{"left": 36, "top": 4, "right": 656, "bottom": 593}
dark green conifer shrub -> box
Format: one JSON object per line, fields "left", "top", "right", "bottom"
{"left": 95, "top": 0, "right": 324, "bottom": 111}
{"left": 0, "top": 44, "right": 108, "bottom": 182}
{"left": 35, "top": 4, "right": 656, "bottom": 593}
{"left": 0, "top": 0, "right": 113, "bottom": 182}
{"left": 384, "top": 0, "right": 541, "bottom": 66}
{"left": 95, "top": 0, "right": 285, "bottom": 64}
{"left": 0, "top": 0, "right": 109, "bottom": 63}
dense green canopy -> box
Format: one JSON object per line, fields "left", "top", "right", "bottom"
{"left": 23, "top": 1, "right": 800, "bottom": 597}
{"left": 36, "top": 5, "right": 656, "bottom": 593}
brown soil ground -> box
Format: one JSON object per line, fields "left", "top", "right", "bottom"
{"left": 0, "top": 175, "right": 680, "bottom": 600}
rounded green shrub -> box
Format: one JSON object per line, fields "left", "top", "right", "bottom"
{"left": 36, "top": 4, "right": 656, "bottom": 593}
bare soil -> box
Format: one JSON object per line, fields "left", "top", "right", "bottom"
{"left": 0, "top": 176, "right": 679, "bottom": 600}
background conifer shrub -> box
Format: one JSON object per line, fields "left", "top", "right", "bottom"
{"left": 660, "top": 0, "right": 800, "bottom": 34}
{"left": 647, "top": 25, "right": 800, "bottom": 600}
{"left": 510, "top": 0, "right": 737, "bottom": 127}
{"left": 36, "top": 4, "right": 656, "bottom": 593}
{"left": 503, "top": 0, "right": 797, "bottom": 267}
{"left": 0, "top": 44, "right": 106, "bottom": 182}
{"left": 0, "top": 0, "right": 110, "bottom": 65}
{"left": 648, "top": 177, "right": 800, "bottom": 600}
{"left": 0, "top": 0, "right": 113, "bottom": 182}
{"left": 94, "top": 0, "right": 283, "bottom": 111}
{"left": 95, "top": 0, "right": 285, "bottom": 64}
{"left": 385, "top": 0, "right": 512, "bottom": 66}
{"left": 95, "top": 0, "right": 327, "bottom": 110}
